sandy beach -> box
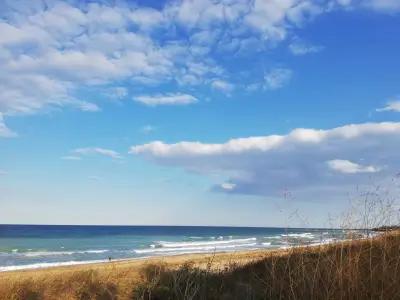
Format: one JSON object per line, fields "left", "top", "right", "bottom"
{"left": 0, "top": 248, "right": 278, "bottom": 298}
{"left": 0, "top": 248, "right": 273, "bottom": 278}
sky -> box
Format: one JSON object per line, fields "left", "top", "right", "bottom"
{"left": 0, "top": 0, "right": 400, "bottom": 227}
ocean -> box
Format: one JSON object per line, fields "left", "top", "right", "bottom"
{"left": 0, "top": 225, "right": 348, "bottom": 272}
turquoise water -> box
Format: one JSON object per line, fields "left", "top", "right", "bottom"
{"left": 0, "top": 225, "right": 347, "bottom": 271}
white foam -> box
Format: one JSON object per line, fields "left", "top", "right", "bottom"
{"left": 0, "top": 259, "right": 107, "bottom": 272}
{"left": 281, "top": 233, "right": 314, "bottom": 238}
{"left": 157, "top": 238, "right": 257, "bottom": 248}
{"left": 22, "top": 249, "right": 108, "bottom": 257}
{"left": 23, "top": 251, "right": 75, "bottom": 257}
{"left": 134, "top": 242, "right": 258, "bottom": 254}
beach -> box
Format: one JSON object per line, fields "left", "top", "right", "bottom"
{"left": 0, "top": 248, "right": 277, "bottom": 299}
{"left": 1, "top": 232, "right": 399, "bottom": 299}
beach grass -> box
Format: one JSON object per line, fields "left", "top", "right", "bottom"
{"left": 0, "top": 231, "right": 399, "bottom": 299}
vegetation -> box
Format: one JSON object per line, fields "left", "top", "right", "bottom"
{"left": 1, "top": 232, "right": 400, "bottom": 299}
{"left": 132, "top": 232, "right": 400, "bottom": 300}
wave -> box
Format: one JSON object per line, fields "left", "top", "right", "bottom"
{"left": 134, "top": 242, "right": 258, "bottom": 254}
{"left": 157, "top": 237, "right": 257, "bottom": 248}
{"left": 20, "top": 249, "right": 109, "bottom": 257}
{"left": 0, "top": 259, "right": 108, "bottom": 272}
{"left": 281, "top": 233, "right": 315, "bottom": 238}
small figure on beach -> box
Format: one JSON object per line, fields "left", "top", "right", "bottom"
{"left": 108, "top": 256, "right": 112, "bottom": 262}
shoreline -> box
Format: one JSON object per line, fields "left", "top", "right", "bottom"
{"left": 2, "top": 231, "right": 369, "bottom": 274}
{"left": 0, "top": 234, "right": 363, "bottom": 273}
{"left": 0, "top": 248, "right": 273, "bottom": 275}
{"left": 0, "top": 236, "right": 355, "bottom": 277}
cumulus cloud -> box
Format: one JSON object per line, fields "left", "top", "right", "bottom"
{"left": 133, "top": 93, "right": 198, "bottom": 106}
{"left": 377, "top": 98, "right": 400, "bottom": 112}
{"left": 1, "top": 0, "right": 398, "bottom": 135}
{"left": 73, "top": 147, "right": 122, "bottom": 159}
{"left": 0, "top": 1, "right": 220, "bottom": 133}
{"left": 264, "top": 68, "right": 293, "bottom": 90}
{"left": 130, "top": 122, "right": 400, "bottom": 200}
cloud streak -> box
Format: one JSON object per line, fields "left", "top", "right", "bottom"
{"left": 377, "top": 98, "right": 400, "bottom": 112}
{"left": 133, "top": 93, "right": 198, "bottom": 106}
{"left": 73, "top": 147, "right": 122, "bottom": 159}
{"left": 327, "top": 159, "right": 380, "bottom": 174}
{"left": 289, "top": 40, "right": 323, "bottom": 55}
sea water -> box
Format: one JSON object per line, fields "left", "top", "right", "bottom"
{"left": 0, "top": 225, "right": 348, "bottom": 272}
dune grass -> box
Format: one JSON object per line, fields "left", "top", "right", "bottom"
{"left": 132, "top": 232, "right": 400, "bottom": 300}
{"left": 1, "top": 231, "right": 399, "bottom": 299}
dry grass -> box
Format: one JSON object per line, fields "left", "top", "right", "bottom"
{"left": 0, "top": 263, "right": 138, "bottom": 299}
{"left": 1, "top": 232, "right": 400, "bottom": 299}
{"left": 133, "top": 232, "right": 400, "bottom": 300}
{"left": 0, "top": 249, "right": 268, "bottom": 299}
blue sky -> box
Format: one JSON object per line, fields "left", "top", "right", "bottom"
{"left": 0, "top": 0, "right": 400, "bottom": 227}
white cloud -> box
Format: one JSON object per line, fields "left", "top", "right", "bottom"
{"left": 327, "top": 159, "right": 380, "bottom": 174}
{"left": 0, "top": 1, "right": 217, "bottom": 133}
{"left": 0, "top": 113, "right": 16, "bottom": 138}
{"left": 243, "top": 0, "right": 322, "bottom": 40}
{"left": 211, "top": 80, "right": 235, "bottom": 93}
{"left": 289, "top": 40, "right": 323, "bottom": 55}
{"left": 129, "top": 7, "right": 165, "bottom": 30}
{"left": 364, "top": 0, "right": 400, "bottom": 13}
{"left": 264, "top": 68, "right": 293, "bottom": 90}
{"left": 75, "top": 101, "right": 101, "bottom": 112}
{"left": 131, "top": 122, "right": 400, "bottom": 199}
{"left": 220, "top": 182, "right": 236, "bottom": 191}
{"left": 377, "top": 98, "right": 400, "bottom": 112}
{"left": 0, "top": 0, "right": 398, "bottom": 135}
{"left": 133, "top": 93, "right": 198, "bottom": 106}
{"left": 333, "top": 0, "right": 400, "bottom": 12}
{"left": 73, "top": 147, "right": 122, "bottom": 159}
